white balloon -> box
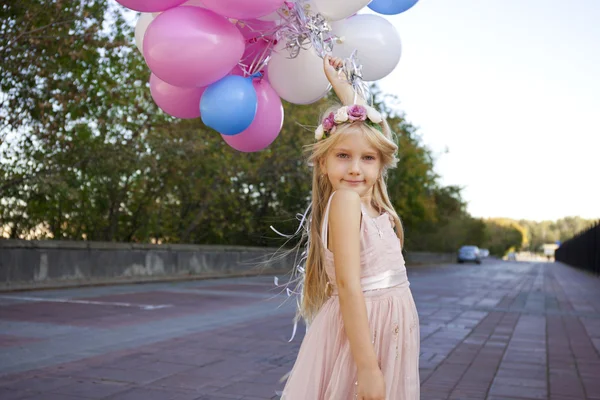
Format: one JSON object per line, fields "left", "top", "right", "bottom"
{"left": 134, "top": 13, "right": 155, "bottom": 54}
{"left": 312, "top": 0, "right": 371, "bottom": 21}
{"left": 332, "top": 14, "right": 401, "bottom": 81}
{"left": 268, "top": 43, "right": 331, "bottom": 104}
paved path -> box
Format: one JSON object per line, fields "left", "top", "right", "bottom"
{"left": 0, "top": 260, "right": 599, "bottom": 399}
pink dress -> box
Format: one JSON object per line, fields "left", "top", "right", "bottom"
{"left": 281, "top": 193, "right": 420, "bottom": 399}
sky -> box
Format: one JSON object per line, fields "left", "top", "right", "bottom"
{"left": 361, "top": 0, "right": 600, "bottom": 221}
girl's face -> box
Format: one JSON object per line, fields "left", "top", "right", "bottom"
{"left": 321, "top": 128, "right": 382, "bottom": 198}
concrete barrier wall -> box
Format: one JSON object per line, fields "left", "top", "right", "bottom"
{"left": 0, "top": 240, "right": 454, "bottom": 291}
{"left": 404, "top": 251, "right": 456, "bottom": 265}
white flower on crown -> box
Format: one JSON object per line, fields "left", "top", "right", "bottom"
{"left": 314, "top": 124, "right": 325, "bottom": 140}
{"left": 334, "top": 107, "right": 349, "bottom": 123}
{"left": 366, "top": 106, "right": 383, "bottom": 124}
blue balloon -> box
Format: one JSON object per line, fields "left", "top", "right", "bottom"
{"left": 368, "top": 0, "right": 419, "bottom": 15}
{"left": 200, "top": 75, "right": 258, "bottom": 135}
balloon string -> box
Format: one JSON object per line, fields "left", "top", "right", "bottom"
{"left": 236, "top": 1, "right": 370, "bottom": 104}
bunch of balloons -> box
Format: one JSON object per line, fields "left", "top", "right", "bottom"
{"left": 117, "top": 0, "right": 420, "bottom": 152}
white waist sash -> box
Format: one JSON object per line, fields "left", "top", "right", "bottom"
{"left": 331, "top": 269, "right": 408, "bottom": 295}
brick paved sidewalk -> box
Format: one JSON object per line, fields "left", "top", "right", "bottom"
{"left": 0, "top": 260, "right": 599, "bottom": 399}
{"left": 417, "top": 262, "right": 600, "bottom": 400}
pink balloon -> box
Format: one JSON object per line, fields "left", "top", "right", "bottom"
{"left": 202, "top": 0, "right": 285, "bottom": 20}
{"left": 233, "top": 39, "right": 272, "bottom": 81}
{"left": 222, "top": 79, "right": 283, "bottom": 152}
{"left": 150, "top": 74, "right": 205, "bottom": 119}
{"left": 143, "top": 7, "right": 245, "bottom": 88}
{"left": 115, "top": 0, "right": 186, "bottom": 12}
{"left": 182, "top": 0, "right": 205, "bottom": 6}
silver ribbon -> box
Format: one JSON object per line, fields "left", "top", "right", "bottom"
{"left": 237, "top": 1, "right": 371, "bottom": 108}
{"left": 270, "top": 203, "right": 312, "bottom": 342}
{"left": 236, "top": 1, "right": 336, "bottom": 75}
{"left": 341, "top": 50, "right": 373, "bottom": 105}
{"left": 276, "top": 1, "right": 336, "bottom": 59}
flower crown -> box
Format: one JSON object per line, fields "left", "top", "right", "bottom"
{"left": 314, "top": 104, "right": 383, "bottom": 141}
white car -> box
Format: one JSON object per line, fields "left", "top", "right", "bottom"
{"left": 457, "top": 245, "right": 482, "bottom": 264}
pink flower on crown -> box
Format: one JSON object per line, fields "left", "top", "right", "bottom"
{"left": 322, "top": 112, "right": 335, "bottom": 132}
{"left": 347, "top": 105, "right": 367, "bottom": 121}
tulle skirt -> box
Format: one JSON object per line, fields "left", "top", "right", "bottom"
{"left": 281, "top": 285, "right": 420, "bottom": 400}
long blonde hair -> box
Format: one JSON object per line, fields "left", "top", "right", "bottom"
{"left": 301, "top": 104, "right": 404, "bottom": 323}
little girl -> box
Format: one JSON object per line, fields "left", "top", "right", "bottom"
{"left": 280, "top": 56, "right": 420, "bottom": 400}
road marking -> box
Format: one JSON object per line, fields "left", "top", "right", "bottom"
{"left": 0, "top": 296, "right": 172, "bottom": 310}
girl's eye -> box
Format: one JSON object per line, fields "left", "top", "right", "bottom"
{"left": 336, "top": 153, "right": 349, "bottom": 158}
{"left": 363, "top": 155, "right": 376, "bottom": 161}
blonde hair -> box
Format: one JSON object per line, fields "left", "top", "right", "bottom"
{"left": 300, "top": 104, "right": 404, "bottom": 323}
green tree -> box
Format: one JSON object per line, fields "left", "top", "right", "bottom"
{"left": 1, "top": 0, "right": 483, "bottom": 253}
{"left": 1, "top": 0, "right": 168, "bottom": 240}
{"left": 483, "top": 219, "right": 525, "bottom": 256}
{"left": 519, "top": 217, "right": 595, "bottom": 252}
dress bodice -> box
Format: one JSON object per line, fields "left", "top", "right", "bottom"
{"left": 321, "top": 192, "right": 409, "bottom": 294}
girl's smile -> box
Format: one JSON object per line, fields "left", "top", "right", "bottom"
{"left": 343, "top": 179, "right": 366, "bottom": 186}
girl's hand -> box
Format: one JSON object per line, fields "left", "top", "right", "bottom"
{"left": 323, "top": 54, "right": 366, "bottom": 105}
{"left": 323, "top": 54, "right": 344, "bottom": 84}
{"left": 356, "top": 367, "right": 386, "bottom": 400}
